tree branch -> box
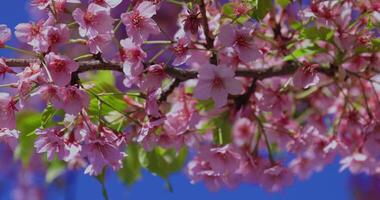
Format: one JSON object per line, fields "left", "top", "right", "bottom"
{"left": 4, "top": 59, "right": 298, "bottom": 81}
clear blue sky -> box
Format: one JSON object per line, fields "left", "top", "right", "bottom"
{"left": 0, "top": 1, "right": 356, "bottom": 200}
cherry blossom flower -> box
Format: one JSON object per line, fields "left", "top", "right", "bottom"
{"left": 88, "top": 32, "right": 113, "bottom": 54}
{"left": 45, "top": 52, "right": 79, "bottom": 86}
{"left": 15, "top": 20, "right": 49, "bottom": 52}
{"left": 90, "top": 0, "right": 122, "bottom": 8}
{"left": 171, "top": 36, "right": 191, "bottom": 66}
{"left": 34, "top": 128, "right": 69, "bottom": 161}
{"left": 0, "top": 128, "right": 19, "bottom": 149}
{"left": 218, "top": 23, "right": 261, "bottom": 63}
{"left": 260, "top": 165, "right": 293, "bottom": 192}
{"left": 121, "top": 1, "right": 160, "bottom": 44}
{"left": 73, "top": 3, "right": 115, "bottom": 38}
{"left": 141, "top": 64, "right": 166, "bottom": 91}
{"left": 43, "top": 24, "right": 70, "bottom": 52}
{"left": 293, "top": 62, "right": 320, "bottom": 89}
{"left": 54, "top": 86, "right": 90, "bottom": 114}
{"left": 0, "top": 58, "right": 15, "bottom": 77}
{"left": 0, "top": 93, "right": 17, "bottom": 129}
{"left": 0, "top": 25, "right": 11, "bottom": 47}
{"left": 120, "top": 38, "right": 146, "bottom": 77}
{"left": 82, "top": 125, "right": 125, "bottom": 176}
{"left": 232, "top": 118, "right": 255, "bottom": 147}
{"left": 183, "top": 8, "right": 201, "bottom": 35}
{"left": 194, "top": 64, "right": 243, "bottom": 107}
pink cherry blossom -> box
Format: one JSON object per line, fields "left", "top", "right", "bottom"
{"left": 87, "top": 32, "right": 113, "bottom": 54}
{"left": 90, "top": 0, "right": 122, "bottom": 8}
{"left": 218, "top": 23, "right": 261, "bottom": 63}
{"left": 0, "top": 58, "right": 15, "bottom": 77}
{"left": 34, "top": 128, "right": 70, "bottom": 161}
{"left": 15, "top": 20, "right": 49, "bottom": 52}
{"left": 45, "top": 52, "right": 79, "bottom": 86}
{"left": 140, "top": 64, "right": 166, "bottom": 91}
{"left": 0, "top": 93, "right": 17, "bottom": 129}
{"left": 54, "top": 86, "right": 90, "bottom": 114}
{"left": 260, "top": 165, "right": 293, "bottom": 192}
{"left": 232, "top": 118, "right": 255, "bottom": 147}
{"left": 82, "top": 125, "right": 125, "bottom": 176}
{"left": 120, "top": 38, "right": 146, "bottom": 77}
{"left": 0, "top": 25, "right": 11, "bottom": 47}
{"left": 194, "top": 64, "right": 243, "bottom": 107}
{"left": 293, "top": 62, "right": 320, "bottom": 89}
{"left": 73, "top": 3, "right": 115, "bottom": 38}
{"left": 121, "top": 1, "right": 160, "bottom": 44}
{"left": 43, "top": 24, "right": 70, "bottom": 52}
{"left": 171, "top": 36, "right": 191, "bottom": 66}
{"left": 0, "top": 128, "right": 19, "bottom": 149}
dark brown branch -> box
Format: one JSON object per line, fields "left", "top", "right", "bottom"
{"left": 198, "top": 0, "right": 217, "bottom": 65}
{"left": 159, "top": 79, "right": 181, "bottom": 102}
{"left": 4, "top": 59, "right": 298, "bottom": 81}
{"left": 235, "top": 78, "right": 258, "bottom": 110}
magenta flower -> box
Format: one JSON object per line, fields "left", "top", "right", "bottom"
{"left": 54, "top": 86, "right": 90, "bottom": 114}
{"left": 0, "top": 25, "right": 11, "bottom": 47}
{"left": 260, "top": 165, "right": 294, "bottom": 192}
{"left": 194, "top": 64, "right": 243, "bottom": 107}
{"left": 82, "top": 126, "right": 125, "bottom": 176}
{"left": 34, "top": 128, "right": 69, "bottom": 161}
{"left": 73, "top": 3, "right": 115, "bottom": 38}
{"left": 44, "top": 24, "right": 70, "bottom": 52}
{"left": 293, "top": 63, "right": 320, "bottom": 89}
{"left": 121, "top": 1, "right": 160, "bottom": 44}
{"left": 171, "top": 36, "right": 191, "bottom": 66}
{"left": 0, "top": 93, "right": 17, "bottom": 129}
{"left": 232, "top": 118, "right": 255, "bottom": 147}
{"left": 15, "top": 20, "right": 49, "bottom": 52}
{"left": 120, "top": 38, "right": 146, "bottom": 77}
{"left": 141, "top": 64, "right": 166, "bottom": 91}
{"left": 0, "top": 58, "right": 15, "bottom": 77}
{"left": 0, "top": 128, "right": 19, "bottom": 149}
{"left": 45, "top": 52, "right": 79, "bottom": 86}
{"left": 91, "top": 0, "right": 122, "bottom": 8}
{"left": 88, "top": 32, "right": 113, "bottom": 54}
{"left": 218, "top": 23, "right": 261, "bottom": 63}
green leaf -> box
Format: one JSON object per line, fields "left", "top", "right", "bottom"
{"left": 212, "top": 112, "right": 232, "bottom": 145}
{"left": 91, "top": 71, "right": 115, "bottom": 86}
{"left": 196, "top": 99, "right": 214, "bottom": 111}
{"left": 283, "top": 45, "right": 323, "bottom": 61}
{"left": 250, "top": 0, "right": 273, "bottom": 20}
{"left": 14, "top": 111, "right": 42, "bottom": 165}
{"left": 301, "top": 26, "right": 334, "bottom": 41}
{"left": 118, "top": 144, "right": 142, "bottom": 185}
{"left": 144, "top": 147, "right": 188, "bottom": 179}
{"left": 276, "top": 0, "right": 290, "bottom": 8}
{"left": 41, "top": 104, "right": 57, "bottom": 128}
{"left": 46, "top": 159, "right": 66, "bottom": 183}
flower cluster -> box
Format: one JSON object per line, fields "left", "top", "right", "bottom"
{"left": 0, "top": 0, "right": 379, "bottom": 195}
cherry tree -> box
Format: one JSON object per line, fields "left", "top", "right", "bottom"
{"left": 0, "top": 0, "right": 380, "bottom": 199}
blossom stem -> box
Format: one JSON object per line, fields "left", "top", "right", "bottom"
{"left": 148, "top": 46, "right": 170, "bottom": 63}
{"left": 4, "top": 45, "right": 36, "bottom": 56}
{"left": 143, "top": 40, "right": 173, "bottom": 45}
{"left": 74, "top": 54, "right": 94, "bottom": 61}
{"left": 257, "top": 117, "right": 275, "bottom": 164}
{"left": 87, "top": 89, "right": 142, "bottom": 126}
{"left": 0, "top": 83, "right": 17, "bottom": 88}
{"left": 68, "top": 39, "right": 87, "bottom": 45}
{"left": 113, "top": 19, "right": 123, "bottom": 32}
{"left": 165, "top": 0, "right": 185, "bottom": 6}
{"left": 68, "top": 21, "right": 78, "bottom": 28}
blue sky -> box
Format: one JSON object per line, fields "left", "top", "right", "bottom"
{"left": 0, "top": 1, "right": 356, "bottom": 200}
